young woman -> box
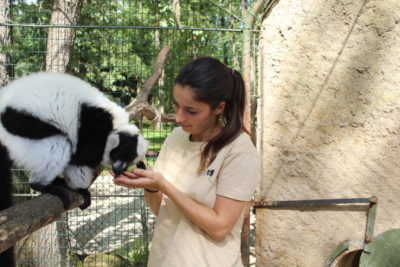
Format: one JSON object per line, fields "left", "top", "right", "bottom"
{"left": 112, "top": 57, "right": 261, "bottom": 267}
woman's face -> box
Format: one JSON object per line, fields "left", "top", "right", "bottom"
{"left": 173, "top": 84, "right": 225, "bottom": 142}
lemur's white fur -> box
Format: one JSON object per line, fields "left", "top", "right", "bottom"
{"left": 0, "top": 72, "right": 148, "bottom": 190}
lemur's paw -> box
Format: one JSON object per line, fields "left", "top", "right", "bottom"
{"left": 30, "top": 177, "right": 71, "bottom": 209}
{"left": 77, "top": 189, "right": 91, "bottom": 210}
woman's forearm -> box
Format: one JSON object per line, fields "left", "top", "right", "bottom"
{"left": 160, "top": 179, "right": 245, "bottom": 241}
{"left": 144, "top": 191, "right": 163, "bottom": 216}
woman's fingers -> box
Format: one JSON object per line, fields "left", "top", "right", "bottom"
{"left": 114, "top": 176, "right": 148, "bottom": 187}
{"left": 132, "top": 168, "right": 157, "bottom": 179}
{"left": 121, "top": 171, "right": 140, "bottom": 179}
{"left": 112, "top": 167, "right": 162, "bottom": 192}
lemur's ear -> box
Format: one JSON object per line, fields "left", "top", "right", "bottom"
{"left": 136, "top": 134, "right": 148, "bottom": 159}
{"left": 103, "top": 132, "right": 120, "bottom": 164}
{"left": 108, "top": 133, "right": 120, "bottom": 148}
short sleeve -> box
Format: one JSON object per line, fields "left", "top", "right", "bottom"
{"left": 216, "top": 151, "right": 261, "bottom": 201}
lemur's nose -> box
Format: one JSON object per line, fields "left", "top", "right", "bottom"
{"left": 112, "top": 160, "right": 126, "bottom": 176}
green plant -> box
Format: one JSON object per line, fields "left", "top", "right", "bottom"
{"left": 111, "top": 239, "right": 150, "bottom": 267}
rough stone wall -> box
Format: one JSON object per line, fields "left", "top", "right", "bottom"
{"left": 256, "top": 0, "right": 400, "bottom": 266}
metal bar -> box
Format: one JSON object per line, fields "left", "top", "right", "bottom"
{"left": 0, "top": 22, "right": 256, "bottom": 32}
{"left": 363, "top": 196, "right": 378, "bottom": 253}
{"left": 252, "top": 197, "right": 373, "bottom": 208}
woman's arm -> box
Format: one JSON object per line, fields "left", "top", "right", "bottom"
{"left": 162, "top": 177, "right": 246, "bottom": 241}
{"left": 144, "top": 190, "right": 163, "bottom": 215}
{"left": 113, "top": 168, "right": 246, "bottom": 241}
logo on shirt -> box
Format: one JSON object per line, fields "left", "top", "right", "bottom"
{"left": 204, "top": 169, "right": 215, "bottom": 182}
{"left": 206, "top": 169, "right": 214, "bottom": 177}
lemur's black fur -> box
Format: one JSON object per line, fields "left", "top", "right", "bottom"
{"left": 0, "top": 142, "right": 15, "bottom": 266}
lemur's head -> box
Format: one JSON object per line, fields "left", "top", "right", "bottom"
{"left": 103, "top": 124, "right": 148, "bottom": 175}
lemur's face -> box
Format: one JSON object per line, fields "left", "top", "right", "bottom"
{"left": 104, "top": 126, "right": 148, "bottom": 176}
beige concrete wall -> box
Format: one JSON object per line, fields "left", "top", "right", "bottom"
{"left": 256, "top": 0, "right": 400, "bottom": 266}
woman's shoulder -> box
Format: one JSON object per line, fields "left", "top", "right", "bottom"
{"left": 215, "top": 132, "right": 260, "bottom": 164}
{"left": 229, "top": 132, "right": 259, "bottom": 155}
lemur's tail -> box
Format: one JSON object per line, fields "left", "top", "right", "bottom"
{"left": 0, "top": 142, "right": 16, "bottom": 266}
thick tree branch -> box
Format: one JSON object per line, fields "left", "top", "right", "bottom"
{"left": 0, "top": 189, "right": 83, "bottom": 253}
{"left": 172, "top": 0, "right": 182, "bottom": 28}
{"left": 127, "top": 101, "right": 175, "bottom": 122}
{"left": 132, "top": 46, "right": 171, "bottom": 103}
{"left": 125, "top": 46, "right": 174, "bottom": 122}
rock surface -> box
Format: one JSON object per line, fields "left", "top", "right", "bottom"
{"left": 256, "top": 0, "right": 400, "bottom": 266}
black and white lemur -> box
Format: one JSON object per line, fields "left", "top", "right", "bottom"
{"left": 0, "top": 72, "right": 148, "bottom": 265}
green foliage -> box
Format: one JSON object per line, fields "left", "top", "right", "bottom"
{"left": 9, "top": 0, "right": 244, "bottom": 113}
{"left": 110, "top": 239, "right": 150, "bottom": 267}
{"left": 10, "top": 1, "right": 49, "bottom": 75}
{"left": 141, "top": 121, "right": 174, "bottom": 150}
{"left": 140, "top": 120, "right": 175, "bottom": 166}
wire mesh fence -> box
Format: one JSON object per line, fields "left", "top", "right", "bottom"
{"left": 2, "top": 0, "right": 259, "bottom": 266}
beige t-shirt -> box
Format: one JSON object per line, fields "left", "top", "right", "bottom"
{"left": 147, "top": 127, "right": 261, "bottom": 267}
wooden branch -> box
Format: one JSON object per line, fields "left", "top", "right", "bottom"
{"left": 0, "top": 189, "right": 83, "bottom": 253}
{"left": 125, "top": 46, "right": 172, "bottom": 121}
{"left": 172, "top": 0, "right": 182, "bottom": 28}
{"left": 128, "top": 101, "right": 176, "bottom": 122}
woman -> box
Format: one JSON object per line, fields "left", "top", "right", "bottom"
{"left": 112, "top": 57, "right": 261, "bottom": 267}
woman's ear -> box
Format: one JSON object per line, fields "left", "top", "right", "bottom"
{"left": 214, "top": 101, "right": 226, "bottom": 115}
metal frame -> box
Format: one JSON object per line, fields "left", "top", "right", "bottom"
{"left": 251, "top": 196, "right": 378, "bottom": 267}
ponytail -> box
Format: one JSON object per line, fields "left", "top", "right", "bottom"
{"left": 174, "top": 57, "right": 248, "bottom": 172}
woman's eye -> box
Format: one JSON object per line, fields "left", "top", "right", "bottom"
{"left": 187, "top": 110, "right": 198, "bottom": 115}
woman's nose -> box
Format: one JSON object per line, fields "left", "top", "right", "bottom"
{"left": 175, "top": 108, "right": 185, "bottom": 123}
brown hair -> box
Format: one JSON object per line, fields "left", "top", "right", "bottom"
{"left": 174, "top": 57, "right": 249, "bottom": 172}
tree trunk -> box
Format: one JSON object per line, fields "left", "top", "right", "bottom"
{"left": 0, "top": 0, "right": 12, "bottom": 86}
{"left": 45, "top": 0, "right": 84, "bottom": 72}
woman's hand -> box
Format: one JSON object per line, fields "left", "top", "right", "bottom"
{"left": 111, "top": 168, "right": 165, "bottom": 192}
{"left": 111, "top": 168, "right": 165, "bottom": 216}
